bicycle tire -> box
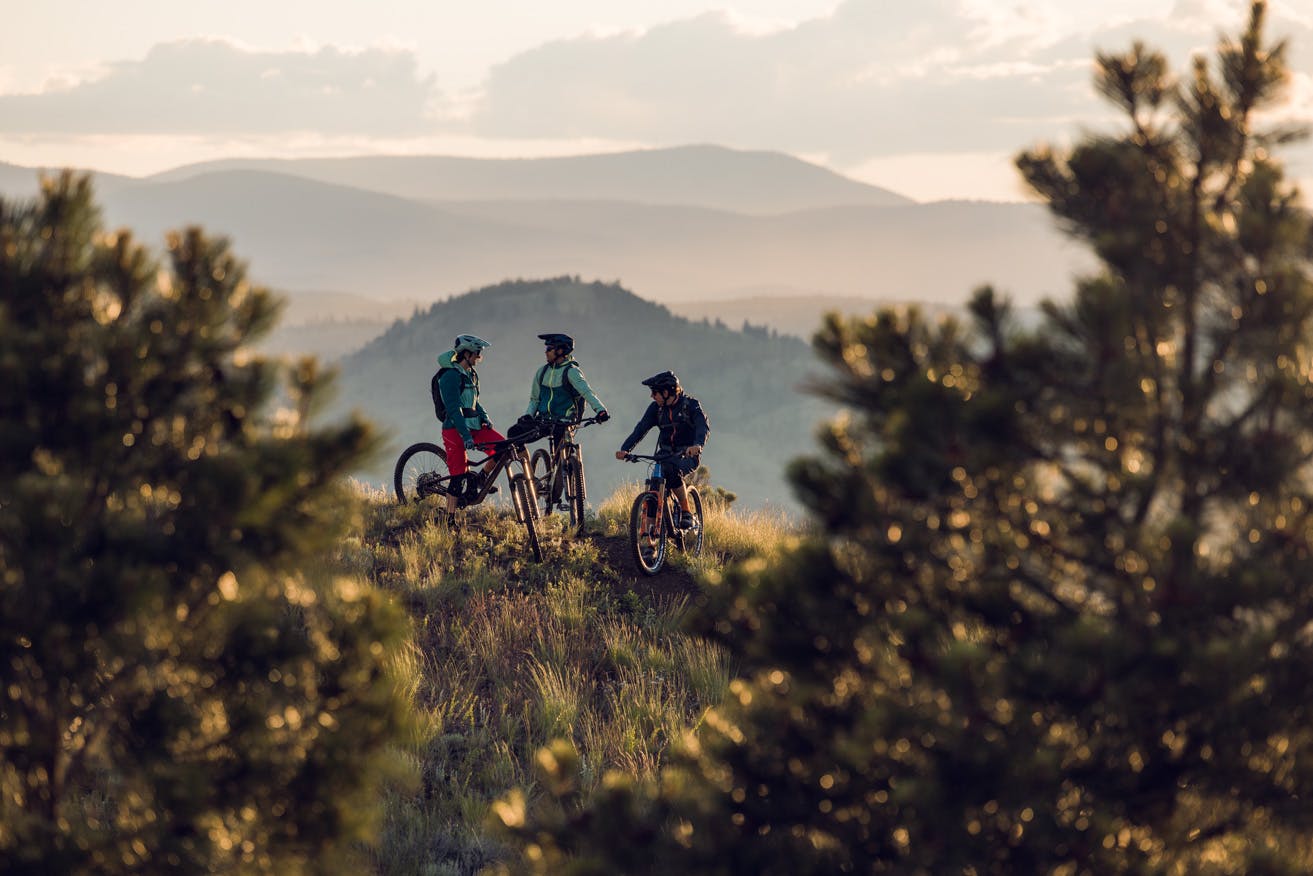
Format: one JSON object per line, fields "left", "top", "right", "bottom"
{"left": 564, "top": 452, "right": 586, "bottom": 536}
{"left": 529, "top": 448, "right": 554, "bottom": 517}
{"left": 510, "top": 474, "right": 543, "bottom": 563}
{"left": 666, "top": 494, "right": 685, "bottom": 552}
{"left": 684, "top": 487, "right": 704, "bottom": 557}
{"left": 629, "top": 490, "right": 666, "bottom": 575}
{"left": 393, "top": 442, "right": 449, "bottom": 505}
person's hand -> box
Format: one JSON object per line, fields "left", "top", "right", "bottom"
{"left": 685, "top": 445, "right": 703, "bottom": 458}
{"left": 615, "top": 450, "right": 628, "bottom": 460}
{"left": 596, "top": 410, "right": 610, "bottom": 423}
{"left": 480, "top": 421, "right": 493, "bottom": 431}
{"left": 464, "top": 438, "right": 477, "bottom": 451}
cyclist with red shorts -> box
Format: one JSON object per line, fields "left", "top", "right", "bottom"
{"left": 436, "top": 334, "right": 503, "bottom": 520}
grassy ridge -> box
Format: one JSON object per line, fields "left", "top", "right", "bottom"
{"left": 337, "top": 483, "right": 792, "bottom": 875}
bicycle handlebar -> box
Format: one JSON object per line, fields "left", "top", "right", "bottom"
{"left": 622, "top": 450, "right": 687, "bottom": 464}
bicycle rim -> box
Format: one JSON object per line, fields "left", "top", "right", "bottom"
{"left": 393, "top": 442, "right": 449, "bottom": 505}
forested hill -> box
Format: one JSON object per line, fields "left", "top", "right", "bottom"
{"left": 332, "top": 277, "right": 838, "bottom": 510}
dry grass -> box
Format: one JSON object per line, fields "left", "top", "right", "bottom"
{"left": 339, "top": 481, "right": 793, "bottom": 874}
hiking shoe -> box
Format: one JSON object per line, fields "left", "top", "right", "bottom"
{"left": 676, "top": 510, "right": 696, "bottom": 530}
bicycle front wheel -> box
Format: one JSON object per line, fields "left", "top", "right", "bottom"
{"left": 393, "top": 442, "right": 449, "bottom": 505}
{"left": 510, "top": 473, "right": 543, "bottom": 563}
{"left": 529, "top": 448, "right": 554, "bottom": 517}
{"left": 563, "top": 452, "right": 587, "bottom": 536}
{"left": 629, "top": 490, "right": 666, "bottom": 575}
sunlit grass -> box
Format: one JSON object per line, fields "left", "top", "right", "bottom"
{"left": 338, "top": 481, "right": 798, "bottom": 874}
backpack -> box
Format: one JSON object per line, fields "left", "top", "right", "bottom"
{"left": 430, "top": 366, "right": 454, "bottom": 420}
{"left": 431, "top": 355, "right": 477, "bottom": 421}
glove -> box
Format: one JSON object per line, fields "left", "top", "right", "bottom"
{"left": 463, "top": 438, "right": 477, "bottom": 451}
{"left": 480, "top": 421, "right": 493, "bottom": 431}
{"left": 517, "top": 414, "right": 538, "bottom": 426}
{"left": 596, "top": 410, "right": 610, "bottom": 423}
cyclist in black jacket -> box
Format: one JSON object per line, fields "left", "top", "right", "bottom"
{"left": 615, "top": 370, "right": 710, "bottom": 529}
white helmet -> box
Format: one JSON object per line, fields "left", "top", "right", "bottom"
{"left": 453, "top": 334, "right": 491, "bottom": 355}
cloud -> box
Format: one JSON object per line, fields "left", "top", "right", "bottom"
{"left": 0, "top": 39, "right": 442, "bottom": 135}
{"left": 471, "top": 0, "right": 1313, "bottom": 162}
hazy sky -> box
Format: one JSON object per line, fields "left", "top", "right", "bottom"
{"left": 3, "top": 0, "right": 1311, "bottom": 201}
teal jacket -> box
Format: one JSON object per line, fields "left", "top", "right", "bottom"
{"left": 526, "top": 357, "right": 606, "bottom": 421}
{"left": 437, "top": 350, "right": 490, "bottom": 444}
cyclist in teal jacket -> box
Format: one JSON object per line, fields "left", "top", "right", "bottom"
{"left": 526, "top": 333, "right": 609, "bottom": 425}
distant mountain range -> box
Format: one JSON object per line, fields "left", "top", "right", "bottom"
{"left": 333, "top": 277, "right": 836, "bottom": 512}
{"left": 0, "top": 144, "right": 1091, "bottom": 309}
{"left": 146, "top": 144, "right": 914, "bottom": 214}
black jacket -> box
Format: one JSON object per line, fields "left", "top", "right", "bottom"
{"left": 620, "top": 394, "right": 710, "bottom": 452}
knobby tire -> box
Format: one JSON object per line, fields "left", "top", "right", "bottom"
{"left": 510, "top": 474, "right": 543, "bottom": 563}
{"left": 629, "top": 490, "right": 666, "bottom": 575}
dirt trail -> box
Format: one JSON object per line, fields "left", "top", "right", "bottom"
{"left": 588, "top": 531, "right": 701, "bottom": 604}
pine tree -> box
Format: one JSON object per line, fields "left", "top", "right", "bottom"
{"left": 492, "top": 4, "right": 1313, "bottom": 873}
{"left": 0, "top": 174, "right": 411, "bottom": 874}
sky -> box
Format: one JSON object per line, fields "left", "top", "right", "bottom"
{"left": 3, "top": 0, "right": 1312, "bottom": 201}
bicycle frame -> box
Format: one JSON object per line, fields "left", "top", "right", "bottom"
{"left": 420, "top": 439, "right": 534, "bottom": 508}
{"left": 622, "top": 450, "right": 702, "bottom": 574}
{"left": 530, "top": 414, "right": 604, "bottom": 530}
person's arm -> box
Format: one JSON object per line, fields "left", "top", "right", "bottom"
{"left": 526, "top": 365, "right": 543, "bottom": 416}
{"left": 619, "top": 403, "right": 659, "bottom": 452}
{"left": 439, "top": 369, "right": 473, "bottom": 445}
{"left": 689, "top": 398, "right": 710, "bottom": 447}
{"left": 566, "top": 366, "right": 607, "bottom": 415}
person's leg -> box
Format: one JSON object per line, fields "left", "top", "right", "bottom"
{"left": 442, "top": 428, "right": 469, "bottom": 513}
{"left": 466, "top": 427, "right": 505, "bottom": 492}
{"left": 667, "top": 465, "right": 695, "bottom": 527}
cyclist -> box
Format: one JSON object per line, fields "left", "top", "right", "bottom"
{"left": 614, "top": 370, "right": 710, "bottom": 530}
{"left": 525, "top": 332, "right": 610, "bottom": 428}
{"left": 436, "top": 334, "right": 502, "bottom": 520}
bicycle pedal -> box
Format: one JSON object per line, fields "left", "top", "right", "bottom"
{"left": 556, "top": 502, "right": 571, "bottom": 512}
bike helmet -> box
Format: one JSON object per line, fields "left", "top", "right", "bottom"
{"left": 538, "top": 332, "right": 574, "bottom": 354}
{"left": 453, "top": 334, "right": 491, "bottom": 355}
{"left": 641, "top": 370, "right": 681, "bottom": 393}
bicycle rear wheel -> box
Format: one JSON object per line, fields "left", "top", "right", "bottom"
{"left": 529, "top": 448, "right": 554, "bottom": 517}
{"left": 683, "top": 487, "right": 704, "bottom": 557}
{"left": 393, "top": 442, "right": 449, "bottom": 505}
{"left": 563, "top": 452, "right": 587, "bottom": 536}
{"left": 629, "top": 490, "right": 666, "bottom": 575}
{"left": 510, "top": 473, "right": 543, "bottom": 563}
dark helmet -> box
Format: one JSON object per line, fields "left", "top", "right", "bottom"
{"left": 538, "top": 332, "right": 574, "bottom": 354}
{"left": 641, "top": 370, "right": 681, "bottom": 393}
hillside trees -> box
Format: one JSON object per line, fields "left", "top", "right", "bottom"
{"left": 0, "top": 174, "right": 411, "bottom": 873}
{"left": 492, "top": 4, "right": 1313, "bottom": 873}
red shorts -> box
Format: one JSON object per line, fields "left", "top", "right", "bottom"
{"left": 443, "top": 426, "right": 505, "bottom": 475}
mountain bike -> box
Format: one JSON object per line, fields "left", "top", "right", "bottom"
{"left": 621, "top": 451, "right": 704, "bottom": 575}
{"left": 527, "top": 413, "right": 606, "bottom": 535}
{"left": 393, "top": 429, "right": 545, "bottom": 562}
